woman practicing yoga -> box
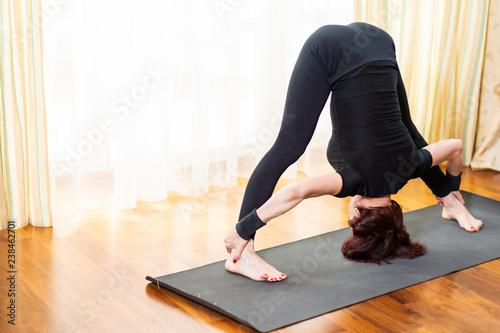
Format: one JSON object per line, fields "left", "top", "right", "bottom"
{"left": 224, "top": 22, "right": 483, "bottom": 282}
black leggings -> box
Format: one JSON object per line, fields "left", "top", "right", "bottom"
{"left": 238, "top": 24, "right": 450, "bottom": 236}
{"left": 238, "top": 28, "right": 337, "bottom": 227}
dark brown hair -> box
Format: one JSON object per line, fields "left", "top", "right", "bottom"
{"left": 341, "top": 200, "right": 426, "bottom": 264}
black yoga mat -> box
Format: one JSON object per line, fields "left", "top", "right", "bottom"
{"left": 146, "top": 191, "right": 500, "bottom": 332}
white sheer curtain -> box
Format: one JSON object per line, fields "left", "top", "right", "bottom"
{"left": 43, "top": 0, "right": 354, "bottom": 216}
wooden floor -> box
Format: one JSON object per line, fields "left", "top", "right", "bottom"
{"left": 1, "top": 167, "right": 500, "bottom": 332}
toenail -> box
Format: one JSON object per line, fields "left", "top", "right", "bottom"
{"left": 233, "top": 259, "right": 237, "bottom": 264}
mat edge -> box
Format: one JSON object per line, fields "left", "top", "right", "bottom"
{"left": 145, "top": 276, "right": 263, "bottom": 332}
{"left": 145, "top": 190, "right": 497, "bottom": 332}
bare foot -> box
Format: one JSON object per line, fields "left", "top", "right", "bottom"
{"left": 225, "top": 239, "right": 287, "bottom": 282}
{"left": 441, "top": 193, "right": 483, "bottom": 232}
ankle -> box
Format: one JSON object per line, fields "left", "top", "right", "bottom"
{"left": 442, "top": 192, "right": 455, "bottom": 202}
{"left": 243, "top": 239, "right": 256, "bottom": 253}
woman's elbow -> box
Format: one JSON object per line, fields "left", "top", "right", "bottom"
{"left": 287, "top": 181, "right": 306, "bottom": 200}
{"left": 288, "top": 179, "right": 320, "bottom": 200}
{"left": 287, "top": 177, "right": 329, "bottom": 200}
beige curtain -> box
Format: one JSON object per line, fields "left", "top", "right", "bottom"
{"left": 471, "top": 0, "right": 500, "bottom": 171}
{"left": 0, "top": 0, "right": 52, "bottom": 229}
{"left": 354, "top": 0, "right": 489, "bottom": 166}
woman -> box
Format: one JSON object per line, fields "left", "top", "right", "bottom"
{"left": 224, "top": 23, "right": 483, "bottom": 282}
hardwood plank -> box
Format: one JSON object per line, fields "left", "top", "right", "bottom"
{"left": 1, "top": 167, "right": 499, "bottom": 332}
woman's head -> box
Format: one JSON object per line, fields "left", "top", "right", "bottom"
{"left": 342, "top": 199, "right": 426, "bottom": 264}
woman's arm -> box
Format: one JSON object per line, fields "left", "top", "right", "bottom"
{"left": 423, "top": 139, "right": 482, "bottom": 231}
{"left": 423, "top": 138, "right": 464, "bottom": 204}
{"left": 256, "top": 173, "right": 343, "bottom": 223}
{"left": 224, "top": 173, "right": 342, "bottom": 260}
{"left": 423, "top": 139, "right": 463, "bottom": 174}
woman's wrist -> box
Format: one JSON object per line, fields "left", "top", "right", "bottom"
{"left": 235, "top": 209, "right": 266, "bottom": 240}
{"left": 445, "top": 169, "right": 462, "bottom": 191}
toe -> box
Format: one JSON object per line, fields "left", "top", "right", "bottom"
{"left": 277, "top": 275, "right": 287, "bottom": 281}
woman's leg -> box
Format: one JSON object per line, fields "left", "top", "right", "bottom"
{"left": 238, "top": 28, "right": 336, "bottom": 223}
{"left": 226, "top": 26, "right": 343, "bottom": 281}
{"left": 424, "top": 139, "right": 483, "bottom": 231}
{"left": 440, "top": 193, "right": 483, "bottom": 231}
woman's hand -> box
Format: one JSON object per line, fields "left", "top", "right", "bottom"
{"left": 435, "top": 195, "right": 445, "bottom": 206}
{"left": 435, "top": 191, "right": 465, "bottom": 207}
{"left": 224, "top": 227, "right": 249, "bottom": 263}
{"left": 452, "top": 191, "right": 465, "bottom": 205}
{"left": 224, "top": 173, "right": 343, "bottom": 262}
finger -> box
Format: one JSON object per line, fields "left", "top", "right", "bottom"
{"left": 224, "top": 228, "right": 238, "bottom": 254}
{"left": 224, "top": 237, "right": 232, "bottom": 254}
{"left": 453, "top": 191, "right": 465, "bottom": 205}
{"left": 231, "top": 242, "right": 246, "bottom": 262}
